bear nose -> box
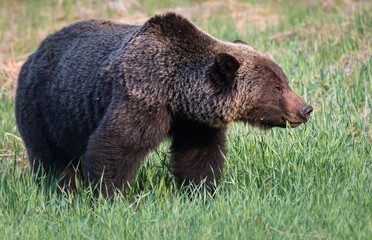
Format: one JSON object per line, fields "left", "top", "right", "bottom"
{"left": 301, "top": 105, "right": 313, "bottom": 119}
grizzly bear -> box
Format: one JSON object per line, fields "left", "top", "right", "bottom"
{"left": 15, "top": 13, "right": 313, "bottom": 197}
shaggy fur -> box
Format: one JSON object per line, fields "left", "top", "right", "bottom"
{"left": 16, "top": 13, "right": 312, "bottom": 197}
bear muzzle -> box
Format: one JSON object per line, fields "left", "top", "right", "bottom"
{"left": 281, "top": 89, "right": 313, "bottom": 128}
{"left": 283, "top": 104, "right": 313, "bottom": 128}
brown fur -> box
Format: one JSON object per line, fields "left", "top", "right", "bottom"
{"left": 15, "top": 13, "right": 312, "bottom": 197}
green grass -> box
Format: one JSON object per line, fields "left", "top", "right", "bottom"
{"left": 0, "top": 0, "right": 371, "bottom": 239}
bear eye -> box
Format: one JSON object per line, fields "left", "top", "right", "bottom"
{"left": 273, "top": 87, "right": 281, "bottom": 93}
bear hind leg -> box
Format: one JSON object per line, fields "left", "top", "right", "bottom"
{"left": 27, "top": 142, "right": 82, "bottom": 191}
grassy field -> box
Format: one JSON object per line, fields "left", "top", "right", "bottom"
{"left": 0, "top": 0, "right": 371, "bottom": 239}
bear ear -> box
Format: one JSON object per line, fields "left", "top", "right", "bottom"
{"left": 211, "top": 53, "right": 240, "bottom": 85}
{"left": 233, "top": 40, "right": 248, "bottom": 45}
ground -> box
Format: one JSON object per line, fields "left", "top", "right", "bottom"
{"left": 0, "top": 0, "right": 371, "bottom": 239}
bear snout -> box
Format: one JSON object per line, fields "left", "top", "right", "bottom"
{"left": 300, "top": 105, "right": 313, "bottom": 120}
{"left": 289, "top": 104, "right": 313, "bottom": 126}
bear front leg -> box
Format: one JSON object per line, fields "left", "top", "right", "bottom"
{"left": 84, "top": 134, "right": 149, "bottom": 197}
{"left": 83, "top": 104, "right": 171, "bottom": 198}
{"left": 170, "top": 121, "right": 227, "bottom": 191}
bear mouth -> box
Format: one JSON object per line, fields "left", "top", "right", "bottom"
{"left": 249, "top": 116, "right": 304, "bottom": 130}
{"left": 282, "top": 117, "right": 304, "bottom": 128}
{"left": 288, "top": 122, "right": 302, "bottom": 128}
{"left": 256, "top": 117, "right": 287, "bottom": 129}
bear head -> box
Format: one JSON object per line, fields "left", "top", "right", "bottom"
{"left": 212, "top": 41, "right": 313, "bottom": 129}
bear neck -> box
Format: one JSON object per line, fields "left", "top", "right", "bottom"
{"left": 171, "top": 58, "right": 239, "bottom": 127}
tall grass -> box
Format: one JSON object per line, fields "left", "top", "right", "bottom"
{"left": 0, "top": 0, "right": 371, "bottom": 239}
